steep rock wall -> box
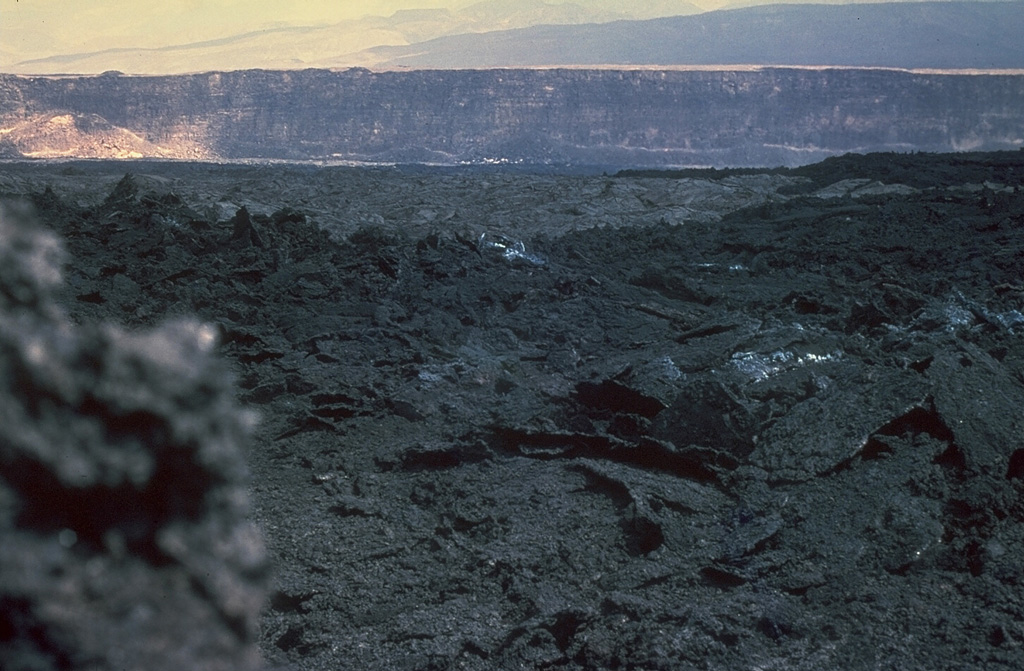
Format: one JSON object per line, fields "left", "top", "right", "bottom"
{"left": 2, "top": 68, "right": 1023, "bottom": 166}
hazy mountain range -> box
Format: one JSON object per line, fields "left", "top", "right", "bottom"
{"left": 368, "top": 1, "right": 1024, "bottom": 69}
{"left": 2, "top": 0, "right": 702, "bottom": 75}
{"left": 4, "top": 1, "right": 1021, "bottom": 74}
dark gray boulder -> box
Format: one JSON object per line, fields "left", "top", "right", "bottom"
{"left": 0, "top": 206, "right": 268, "bottom": 671}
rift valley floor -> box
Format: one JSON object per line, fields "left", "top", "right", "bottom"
{"left": 3, "top": 151, "right": 1024, "bottom": 670}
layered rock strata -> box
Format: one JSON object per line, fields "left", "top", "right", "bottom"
{"left": 2, "top": 68, "right": 1023, "bottom": 166}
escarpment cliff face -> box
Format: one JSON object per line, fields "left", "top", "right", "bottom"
{"left": 2, "top": 68, "right": 1023, "bottom": 166}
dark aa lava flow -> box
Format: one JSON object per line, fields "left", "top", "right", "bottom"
{"left": 2, "top": 150, "right": 1024, "bottom": 670}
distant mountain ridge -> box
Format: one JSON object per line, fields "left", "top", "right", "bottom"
{"left": 4, "top": 1, "right": 1020, "bottom": 74}
{"left": 3, "top": 0, "right": 703, "bottom": 75}
{"left": 366, "top": 1, "right": 1024, "bottom": 69}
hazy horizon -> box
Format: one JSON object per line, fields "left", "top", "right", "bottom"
{"left": 1, "top": 0, "right": 1012, "bottom": 72}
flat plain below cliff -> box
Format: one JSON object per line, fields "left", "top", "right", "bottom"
{"left": 3, "top": 150, "right": 1024, "bottom": 670}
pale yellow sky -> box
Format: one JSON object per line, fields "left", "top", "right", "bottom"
{"left": 0, "top": 0, "right": 763, "bottom": 70}
{"left": 0, "top": 1, "right": 482, "bottom": 59}
{"left": 0, "top": 0, "right": 976, "bottom": 66}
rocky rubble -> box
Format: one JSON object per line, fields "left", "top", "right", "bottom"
{"left": 0, "top": 113, "right": 212, "bottom": 160}
{"left": 2, "top": 150, "right": 1024, "bottom": 669}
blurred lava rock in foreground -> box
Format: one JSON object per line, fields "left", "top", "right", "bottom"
{"left": 0, "top": 205, "right": 268, "bottom": 671}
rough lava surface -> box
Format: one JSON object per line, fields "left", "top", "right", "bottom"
{"left": 2, "top": 151, "right": 1024, "bottom": 669}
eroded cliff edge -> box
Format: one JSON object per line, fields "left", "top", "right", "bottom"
{"left": 2, "top": 68, "right": 1023, "bottom": 166}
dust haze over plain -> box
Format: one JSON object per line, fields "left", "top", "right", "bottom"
{"left": 1, "top": 0, "right": 1014, "bottom": 74}
{"left": 0, "top": 1, "right": 692, "bottom": 66}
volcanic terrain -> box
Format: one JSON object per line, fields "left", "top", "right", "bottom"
{"left": 2, "top": 151, "right": 1024, "bottom": 670}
